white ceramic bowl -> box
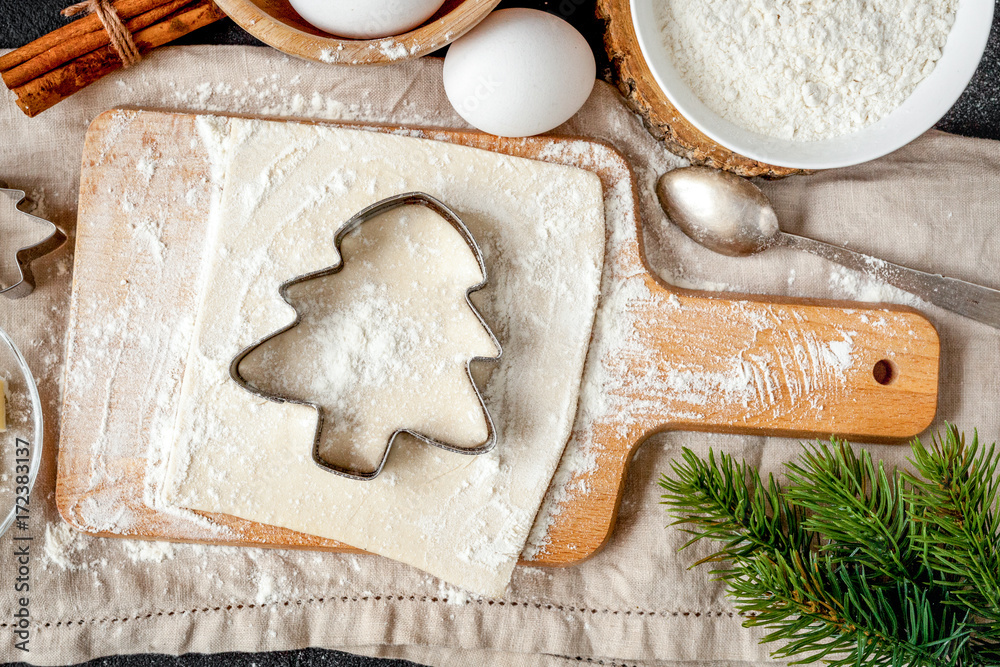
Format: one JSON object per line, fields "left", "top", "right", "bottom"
{"left": 631, "top": 0, "right": 995, "bottom": 169}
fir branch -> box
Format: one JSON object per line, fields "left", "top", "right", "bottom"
{"left": 659, "top": 431, "right": 1000, "bottom": 667}
{"left": 659, "top": 447, "right": 811, "bottom": 568}
{"left": 784, "top": 441, "right": 918, "bottom": 582}
{"left": 737, "top": 553, "right": 975, "bottom": 667}
{"left": 904, "top": 426, "right": 1000, "bottom": 640}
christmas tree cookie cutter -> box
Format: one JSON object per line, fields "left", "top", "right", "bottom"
{"left": 1, "top": 185, "right": 67, "bottom": 299}
{"left": 229, "top": 192, "right": 503, "bottom": 482}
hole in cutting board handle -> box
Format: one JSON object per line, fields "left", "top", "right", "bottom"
{"left": 873, "top": 359, "right": 896, "bottom": 385}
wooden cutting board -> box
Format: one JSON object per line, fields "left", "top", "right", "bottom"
{"left": 56, "top": 110, "right": 939, "bottom": 567}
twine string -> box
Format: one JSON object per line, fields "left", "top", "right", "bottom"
{"left": 62, "top": 0, "right": 142, "bottom": 68}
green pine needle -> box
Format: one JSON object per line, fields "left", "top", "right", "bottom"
{"left": 659, "top": 425, "right": 1000, "bottom": 666}
{"left": 904, "top": 428, "right": 1000, "bottom": 642}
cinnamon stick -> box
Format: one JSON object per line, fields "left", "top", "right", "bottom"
{"left": 0, "top": 0, "right": 183, "bottom": 73}
{"left": 2, "top": 0, "right": 198, "bottom": 89}
{"left": 11, "top": 0, "right": 227, "bottom": 117}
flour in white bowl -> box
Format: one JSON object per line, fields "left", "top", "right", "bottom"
{"left": 655, "top": 0, "right": 958, "bottom": 141}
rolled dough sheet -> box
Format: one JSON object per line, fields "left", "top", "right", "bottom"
{"left": 160, "top": 117, "right": 606, "bottom": 596}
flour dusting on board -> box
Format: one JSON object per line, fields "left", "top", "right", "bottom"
{"left": 520, "top": 133, "right": 907, "bottom": 560}
{"left": 61, "top": 109, "right": 238, "bottom": 543}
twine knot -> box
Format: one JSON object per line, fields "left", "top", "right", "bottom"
{"left": 62, "top": 0, "right": 142, "bottom": 68}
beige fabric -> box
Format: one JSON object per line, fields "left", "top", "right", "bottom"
{"left": 0, "top": 45, "right": 997, "bottom": 666}
{"left": 354, "top": 645, "right": 770, "bottom": 666}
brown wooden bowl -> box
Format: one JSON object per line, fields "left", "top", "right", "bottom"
{"left": 596, "top": 0, "right": 802, "bottom": 177}
{"left": 213, "top": 0, "right": 501, "bottom": 65}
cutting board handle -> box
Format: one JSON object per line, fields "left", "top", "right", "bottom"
{"left": 535, "top": 273, "right": 939, "bottom": 565}
{"left": 629, "top": 274, "right": 940, "bottom": 441}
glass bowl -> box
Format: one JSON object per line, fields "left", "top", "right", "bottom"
{"left": 0, "top": 325, "right": 44, "bottom": 539}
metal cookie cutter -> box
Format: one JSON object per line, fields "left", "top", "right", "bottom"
{"left": 229, "top": 192, "right": 503, "bottom": 481}
{"left": 1, "top": 185, "right": 67, "bottom": 299}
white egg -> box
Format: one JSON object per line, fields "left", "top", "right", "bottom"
{"left": 288, "top": 0, "right": 446, "bottom": 40}
{"left": 443, "top": 8, "right": 596, "bottom": 138}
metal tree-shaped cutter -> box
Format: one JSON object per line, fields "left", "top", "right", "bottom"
{"left": 1, "top": 186, "right": 67, "bottom": 299}
{"left": 228, "top": 192, "right": 503, "bottom": 482}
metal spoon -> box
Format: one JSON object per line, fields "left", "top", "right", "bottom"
{"left": 656, "top": 166, "right": 1000, "bottom": 328}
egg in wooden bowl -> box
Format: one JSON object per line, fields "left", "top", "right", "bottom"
{"left": 213, "top": 0, "right": 501, "bottom": 65}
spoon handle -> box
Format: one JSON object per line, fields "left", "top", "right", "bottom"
{"left": 779, "top": 232, "right": 1000, "bottom": 328}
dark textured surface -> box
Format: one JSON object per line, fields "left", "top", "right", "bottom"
{"left": 935, "top": 0, "right": 1000, "bottom": 140}
{"left": 0, "top": 1, "right": 996, "bottom": 666}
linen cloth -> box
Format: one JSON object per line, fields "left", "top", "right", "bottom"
{"left": 0, "top": 46, "right": 998, "bottom": 667}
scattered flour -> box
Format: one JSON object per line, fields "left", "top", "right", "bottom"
{"left": 377, "top": 39, "right": 409, "bottom": 60}
{"left": 255, "top": 572, "right": 276, "bottom": 605}
{"left": 656, "top": 0, "right": 958, "bottom": 140}
{"left": 44, "top": 521, "right": 177, "bottom": 569}
{"left": 314, "top": 40, "right": 416, "bottom": 64}
{"left": 828, "top": 264, "right": 924, "bottom": 306}
{"left": 121, "top": 539, "right": 176, "bottom": 563}
{"left": 319, "top": 44, "right": 346, "bottom": 63}
{"left": 43, "top": 522, "right": 89, "bottom": 570}
{"left": 434, "top": 580, "right": 473, "bottom": 606}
